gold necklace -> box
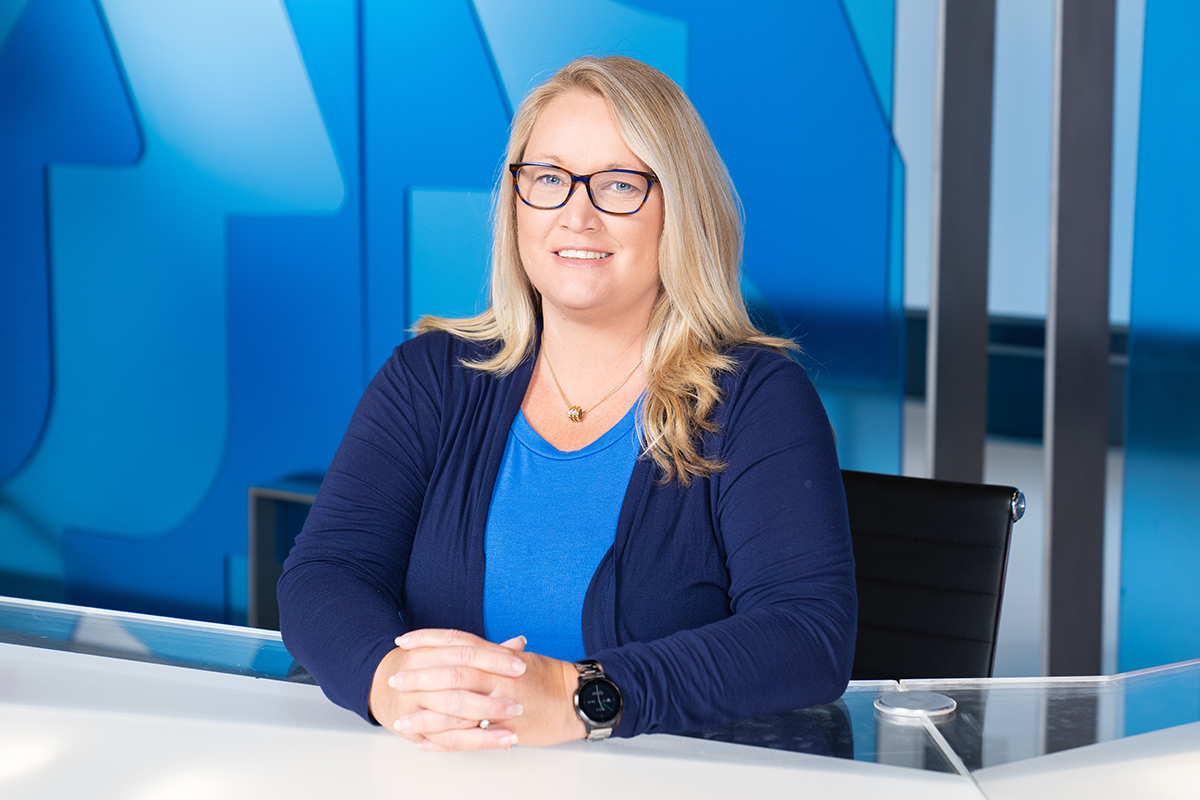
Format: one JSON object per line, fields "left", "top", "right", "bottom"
{"left": 542, "top": 339, "right": 643, "bottom": 423}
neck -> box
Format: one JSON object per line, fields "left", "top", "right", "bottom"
{"left": 539, "top": 313, "right": 648, "bottom": 381}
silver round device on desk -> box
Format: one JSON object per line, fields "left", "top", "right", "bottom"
{"left": 874, "top": 691, "right": 957, "bottom": 722}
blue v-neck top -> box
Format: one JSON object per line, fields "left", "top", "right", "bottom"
{"left": 483, "top": 405, "right": 640, "bottom": 661}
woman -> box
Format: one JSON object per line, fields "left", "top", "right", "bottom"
{"left": 278, "top": 55, "right": 856, "bottom": 751}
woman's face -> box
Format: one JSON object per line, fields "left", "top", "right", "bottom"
{"left": 516, "top": 91, "right": 664, "bottom": 330}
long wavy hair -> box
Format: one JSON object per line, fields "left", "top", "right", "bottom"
{"left": 417, "top": 55, "right": 794, "bottom": 484}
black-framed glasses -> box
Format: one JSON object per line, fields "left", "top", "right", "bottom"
{"left": 509, "top": 162, "right": 658, "bottom": 215}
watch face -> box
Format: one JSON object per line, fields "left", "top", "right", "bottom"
{"left": 579, "top": 679, "right": 621, "bottom": 724}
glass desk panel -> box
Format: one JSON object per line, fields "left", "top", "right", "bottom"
{"left": 1117, "top": 659, "right": 1200, "bottom": 738}
{"left": 685, "top": 682, "right": 962, "bottom": 773}
{"left": 0, "top": 595, "right": 313, "bottom": 682}
{"left": 900, "top": 658, "right": 1200, "bottom": 772}
{"left": 898, "top": 679, "right": 1118, "bottom": 771}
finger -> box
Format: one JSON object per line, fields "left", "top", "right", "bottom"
{"left": 393, "top": 710, "right": 480, "bottom": 736}
{"left": 402, "top": 690, "right": 523, "bottom": 724}
{"left": 393, "top": 648, "right": 527, "bottom": 678}
{"left": 396, "top": 628, "right": 491, "bottom": 650}
{"left": 499, "top": 635, "right": 527, "bottom": 653}
{"left": 388, "top": 664, "right": 510, "bottom": 694}
{"left": 392, "top": 641, "right": 527, "bottom": 678}
{"left": 419, "top": 729, "right": 519, "bottom": 752}
{"left": 417, "top": 738, "right": 449, "bottom": 753}
{"left": 395, "top": 707, "right": 520, "bottom": 737}
{"left": 397, "top": 629, "right": 526, "bottom": 655}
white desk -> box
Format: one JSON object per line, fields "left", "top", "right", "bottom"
{"left": 0, "top": 643, "right": 979, "bottom": 800}
{"left": 973, "top": 720, "right": 1200, "bottom": 800}
{"left": 1, "top": 597, "right": 1197, "bottom": 799}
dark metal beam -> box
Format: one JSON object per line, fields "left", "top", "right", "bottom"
{"left": 927, "top": 0, "right": 996, "bottom": 483}
{"left": 1044, "top": 0, "right": 1115, "bottom": 677}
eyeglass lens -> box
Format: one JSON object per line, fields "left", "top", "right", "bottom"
{"left": 515, "top": 165, "right": 650, "bottom": 214}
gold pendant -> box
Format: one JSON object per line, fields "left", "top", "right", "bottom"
{"left": 568, "top": 406, "right": 584, "bottom": 423}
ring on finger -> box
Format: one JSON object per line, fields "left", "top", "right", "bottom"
{"left": 478, "top": 719, "right": 490, "bottom": 730}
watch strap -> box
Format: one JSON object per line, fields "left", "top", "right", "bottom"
{"left": 575, "top": 659, "right": 605, "bottom": 681}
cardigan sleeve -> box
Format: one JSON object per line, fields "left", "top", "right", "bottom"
{"left": 277, "top": 337, "right": 446, "bottom": 721}
{"left": 590, "top": 352, "right": 858, "bottom": 737}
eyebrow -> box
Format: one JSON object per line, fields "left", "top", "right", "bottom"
{"left": 524, "top": 154, "right": 650, "bottom": 173}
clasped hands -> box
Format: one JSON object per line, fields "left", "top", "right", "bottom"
{"left": 368, "top": 628, "right": 586, "bottom": 751}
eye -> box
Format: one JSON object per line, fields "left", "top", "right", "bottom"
{"left": 599, "top": 178, "right": 638, "bottom": 195}
{"left": 531, "top": 170, "right": 566, "bottom": 187}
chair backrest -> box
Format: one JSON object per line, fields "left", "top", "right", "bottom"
{"left": 842, "top": 469, "right": 1021, "bottom": 681}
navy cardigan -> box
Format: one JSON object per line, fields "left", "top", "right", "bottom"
{"left": 278, "top": 331, "right": 857, "bottom": 738}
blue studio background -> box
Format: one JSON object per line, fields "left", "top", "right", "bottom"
{"left": 0, "top": 1, "right": 902, "bottom": 625}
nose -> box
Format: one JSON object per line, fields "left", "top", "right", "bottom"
{"left": 557, "top": 182, "right": 602, "bottom": 231}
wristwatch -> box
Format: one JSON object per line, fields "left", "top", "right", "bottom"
{"left": 572, "top": 659, "right": 623, "bottom": 741}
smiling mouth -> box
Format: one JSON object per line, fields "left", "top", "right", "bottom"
{"left": 556, "top": 249, "right": 612, "bottom": 260}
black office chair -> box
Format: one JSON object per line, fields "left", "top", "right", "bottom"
{"left": 842, "top": 469, "right": 1024, "bottom": 681}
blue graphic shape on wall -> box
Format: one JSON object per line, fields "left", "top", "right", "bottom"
{"left": 61, "top": 0, "right": 365, "bottom": 621}
{"left": 0, "top": 0, "right": 344, "bottom": 606}
{"left": 409, "top": 190, "right": 493, "bottom": 324}
{"left": 0, "top": 0, "right": 34, "bottom": 49}
{"left": 1119, "top": 0, "right": 1200, "bottom": 675}
{"left": 0, "top": 0, "right": 142, "bottom": 592}
{"left": 0, "top": 0, "right": 141, "bottom": 486}
{"left": 471, "top": 0, "right": 688, "bottom": 109}
{"left": 832, "top": 0, "right": 904, "bottom": 473}
{"left": 842, "top": 0, "right": 896, "bottom": 121}
{"left": 361, "top": 0, "right": 512, "bottom": 365}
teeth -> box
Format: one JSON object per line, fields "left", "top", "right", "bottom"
{"left": 557, "top": 249, "right": 611, "bottom": 260}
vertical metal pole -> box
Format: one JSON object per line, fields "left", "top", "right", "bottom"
{"left": 927, "top": 0, "right": 996, "bottom": 483}
{"left": 1044, "top": 0, "right": 1114, "bottom": 677}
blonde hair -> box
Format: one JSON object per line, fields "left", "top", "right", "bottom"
{"left": 417, "top": 55, "right": 794, "bottom": 484}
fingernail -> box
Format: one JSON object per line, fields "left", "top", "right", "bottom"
{"left": 396, "top": 634, "right": 411, "bottom": 648}
{"left": 394, "top": 716, "right": 412, "bottom": 733}
{"left": 510, "top": 658, "right": 527, "bottom": 675}
{"left": 418, "top": 739, "right": 435, "bottom": 752}
{"left": 517, "top": 635, "right": 528, "bottom": 647}
{"left": 506, "top": 704, "right": 524, "bottom": 717}
{"left": 388, "top": 672, "right": 406, "bottom": 689}
{"left": 501, "top": 734, "right": 518, "bottom": 749}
